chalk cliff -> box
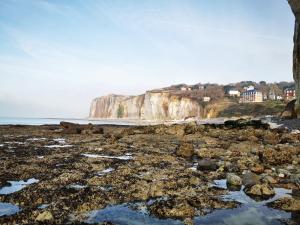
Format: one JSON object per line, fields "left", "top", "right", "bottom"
{"left": 89, "top": 92, "right": 203, "bottom": 120}
{"left": 288, "top": 0, "right": 300, "bottom": 116}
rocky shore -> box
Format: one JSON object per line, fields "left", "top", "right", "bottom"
{"left": 0, "top": 120, "right": 300, "bottom": 224}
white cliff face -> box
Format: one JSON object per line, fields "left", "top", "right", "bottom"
{"left": 143, "top": 92, "right": 202, "bottom": 120}
{"left": 89, "top": 94, "right": 144, "bottom": 119}
{"left": 89, "top": 92, "right": 203, "bottom": 120}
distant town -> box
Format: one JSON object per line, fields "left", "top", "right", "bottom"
{"left": 154, "top": 81, "right": 296, "bottom": 103}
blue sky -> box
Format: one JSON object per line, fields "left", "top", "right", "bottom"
{"left": 0, "top": 0, "right": 295, "bottom": 117}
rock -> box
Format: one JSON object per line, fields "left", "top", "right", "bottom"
{"left": 288, "top": 1, "right": 300, "bottom": 116}
{"left": 263, "top": 176, "right": 277, "bottom": 184}
{"left": 149, "top": 199, "right": 195, "bottom": 219}
{"left": 226, "top": 173, "right": 242, "bottom": 186}
{"left": 89, "top": 93, "right": 202, "bottom": 120}
{"left": 197, "top": 159, "right": 218, "bottom": 171}
{"left": 183, "top": 218, "right": 194, "bottom": 225}
{"left": 165, "top": 125, "right": 186, "bottom": 136}
{"left": 189, "top": 177, "right": 201, "bottom": 186}
{"left": 251, "top": 164, "right": 264, "bottom": 174}
{"left": 261, "top": 146, "right": 299, "bottom": 165}
{"left": 245, "top": 184, "right": 275, "bottom": 198}
{"left": 184, "top": 122, "right": 198, "bottom": 135}
{"left": 35, "top": 211, "right": 54, "bottom": 221}
{"left": 92, "top": 126, "right": 104, "bottom": 134}
{"left": 81, "top": 129, "right": 93, "bottom": 135}
{"left": 263, "top": 132, "right": 279, "bottom": 145}
{"left": 277, "top": 169, "right": 291, "bottom": 178}
{"left": 195, "top": 148, "right": 222, "bottom": 159}
{"left": 176, "top": 143, "right": 194, "bottom": 158}
{"left": 269, "top": 197, "right": 300, "bottom": 211}
{"left": 60, "top": 121, "right": 104, "bottom": 134}
{"left": 242, "top": 172, "right": 260, "bottom": 187}
{"left": 290, "top": 174, "right": 300, "bottom": 185}
{"left": 224, "top": 119, "right": 269, "bottom": 129}
{"left": 281, "top": 100, "right": 297, "bottom": 119}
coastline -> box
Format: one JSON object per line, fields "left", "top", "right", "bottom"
{"left": 0, "top": 120, "right": 299, "bottom": 224}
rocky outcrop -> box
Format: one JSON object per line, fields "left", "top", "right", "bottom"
{"left": 60, "top": 121, "right": 104, "bottom": 134}
{"left": 288, "top": 0, "right": 300, "bottom": 116}
{"left": 89, "top": 92, "right": 203, "bottom": 120}
{"left": 89, "top": 94, "right": 144, "bottom": 119}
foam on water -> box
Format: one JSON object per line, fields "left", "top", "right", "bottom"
{"left": 82, "top": 154, "right": 133, "bottom": 160}
{"left": 45, "top": 144, "right": 73, "bottom": 148}
{"left": 68, "top": 184, "right": 87, "bottom": 190}
{"left": 98, "top": 168, "right": 114, "bottom": 176}
{"left": 27, "top": 138, "right": 47, "bottom": 141}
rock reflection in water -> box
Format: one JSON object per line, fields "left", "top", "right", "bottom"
{"left": 84, "top": 179, "right": 299, "bottom": 225}
{"left": 195, "top": 205, "right": 290, "bottom": 225}
{"left": 86, "top": 204, "right": 182, "bottom": 225}
{"left": 213, "top": 179, "right": 292, "bottom": 204}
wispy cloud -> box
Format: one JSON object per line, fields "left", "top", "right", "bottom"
{"left": 0, "top": 0, "right": 295, "bottom": 117}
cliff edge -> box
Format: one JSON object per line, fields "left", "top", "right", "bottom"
{"left": 89, "top": 91, "right": 203, "bottom": 120}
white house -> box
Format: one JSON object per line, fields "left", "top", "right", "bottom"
{"left": 228, "top": 90, "right": 240, "bottom": 97}
{"left": 240, "top": 90, "right": 263, "bottom": 103}
{"left": 203, "top": 96, "right": 211, "bottom": 102}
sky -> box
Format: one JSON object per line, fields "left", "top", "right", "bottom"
{"left": 0, "top": 0, "right": 296, "bottom": 118}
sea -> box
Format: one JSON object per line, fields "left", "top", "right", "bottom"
{"left": 0, "top": 117, "right": 226, "bottom": 126}
{"left": 0, "top": 117, "right": 144, "bottom": 126}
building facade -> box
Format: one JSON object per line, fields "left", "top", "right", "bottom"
{"left": 228, "top": 90, "right": 240, "bottom": 97}
{"left": 284, "top": 88, "right": 296, "bottom": 100}
{"left": 240, "top": 90, "right": 263, "bottom": 103}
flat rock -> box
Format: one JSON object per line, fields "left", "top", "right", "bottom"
{"left": 35, "top": 211, "right": 54, "bottom": 221}
{"left": 242, "top": 172, "right": 260, "bottom": 187}
{"left": 269, "top": 197, "right": 300, "bottom": 211}
{"left": 197, "top": 159, "right": 218, "bottom": 171}
{"left": 244, "top": 184, "right": 275, "bottom": 198}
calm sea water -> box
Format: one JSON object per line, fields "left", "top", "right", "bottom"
{"left": 0, "top": 117, "right": 227, "bottom": 126}
{"left": 0, "top": 117, "right": 143, "bottom": 126}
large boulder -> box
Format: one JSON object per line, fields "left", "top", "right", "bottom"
{"left": 281, "top": 100, "right": 297, "bottom": 119}
{"left": 288, "top": 0, "right": 300, "bottom": 117}
{"left": 245, "top": 184, "right": 275, "bottom": 198}
{"left": 242, "top": 172, "right": 260, "bottom": 187}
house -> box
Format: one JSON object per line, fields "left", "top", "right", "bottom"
{"left": 228, "top": 90, "right": 240, "bottom": 97}
{"left": 180, "top": 86, "right": 191, "bottom": 91}
{"left": 203, "top": 96, "right": 211, "bottom": 102}
{"left": 268, "top": 90, "right": 276, "bottom": 101}
{"left": 244, "top": 85, "right": 255, "bottom": 91}
{"left": 240, "top": 89, "right": 263, "bottom": 103}
{"left": 284, "top": 88, "right": 296, "bottom": 100}
{"left": 181, "top": 87, "right": 187, "bottom": 91}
